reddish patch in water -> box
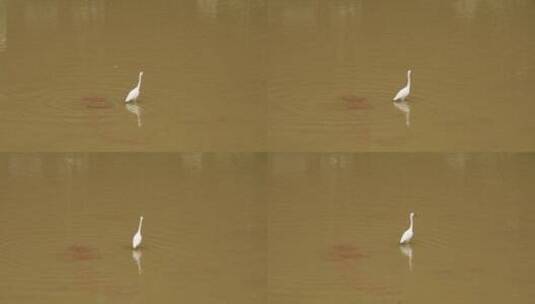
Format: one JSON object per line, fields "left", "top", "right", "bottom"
{"left": 340, "top": 95, "right": 372, "bottom": 110}
{"left": 327, "top": 244, "right": 368, "bottom": 262}
{"left": 56, "top": 245, "right": 135, "bottom": 299}
{"left": 81, "top": 96, "right": 113, "bottom": 109}
{"left": 63, "top": 244, "right": 101, "bottom": 261}
{"left": 84, "top": 96, "right": 147, "bottom": 145}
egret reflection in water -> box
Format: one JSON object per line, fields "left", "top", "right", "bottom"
{"left": 0, "top": 0, "right": 6, "bottom": 52}
{"left": 132, "top": 249, "right": 142, "bottom": 275}
{"left": 126, "top": 102, "right": 142, "bottom": 128}
{"left": 393, "top": 101, "right": 410, "bottom": 127}
{"left": 400, "top": 244, "right": 413, "bottom": 271}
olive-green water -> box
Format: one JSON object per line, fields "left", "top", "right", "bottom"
{"left": 1, "top": 153, "right": 534, "bottom": 302}
{"left": 0, "top": 0, "right": 534, "bottom": 151}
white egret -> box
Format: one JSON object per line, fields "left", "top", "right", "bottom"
{"left": 125, "top": 71, "right": 144, "bottom": 103}
{"left": 393, "top": 70, "right": 411, "bottom": 102}
{"left": 399, "top": 212, "right": 415, "bottom": 244}
{"left": 132, "top": 216, "right": 144, "bottom": 249}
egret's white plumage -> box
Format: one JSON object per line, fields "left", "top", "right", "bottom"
{"left": 125, "top": 71, "right": 144, "bottom": 103}
{"left": 393, "top": 70, "right": 412, "bottom": 102}
{"left": 399, "top": 212, "right": 415, "bottom": 244}
{"left": 132, "top": 216, "right": 144, "bottom": 249}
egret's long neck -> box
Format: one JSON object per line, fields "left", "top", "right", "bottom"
{"left": 406, "top": 73, "right": 411, "bottom": 90}
{"left": 137, "top": 218, "right": 143, "bottom": 233}
{"left": 137, "top": 74, "right": 143, "bottom": 89}
{"left": 409, "top": 215, "right": 414, "bottom": 230}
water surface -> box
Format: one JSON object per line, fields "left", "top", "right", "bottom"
{"left": 1, "top": 153, "right": 534, "bottom": 302}
{"left": 268, "top": 153, "right": 535, "bottom": 302}
{"left": 0, "top": 1, "right": 534, "bottom": 151}
{"left": 0, "top": 153, "right": 267, "bottom": 303}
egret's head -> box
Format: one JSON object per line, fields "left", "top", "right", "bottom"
{"left": 140, "top": 216, "right": 144, "bottom": 221}
{"left": 410, "top": 212, "right": 415, "bottom": 217}
{"left": 408, "top": 70, "right": 412, "bottom": 76}
{"left": 139, "top": 71, "right": 144, "bottom": 77}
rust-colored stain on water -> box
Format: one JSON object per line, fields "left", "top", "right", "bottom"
{"left": 340, "top": 95, "right": 372, "bottom": 110}
{"left": 81, "top": 96, "right": 113, "bottom": 109}
{"left": 327, "top": 243, "right": 368, "bottom": 262}
{"left": 57, "top": 244, "right": 136, "bottom": 298}
{"left": 83, "top": 97, "right": 147, "bottom": 146}
{"left": 62, "top": 244, "right": 101, "bottom": 261}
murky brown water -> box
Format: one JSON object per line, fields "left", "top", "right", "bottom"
{"left": 0, "top": 1, "right": 534, "bottom": 151}
{"left": 1, "top": 0, "right": 534, "bottom": 302}
{"left": 268, "top": 153, "right": 535, "bottom": 302}
{"left": 1, "top": 153, "right": 534, "bottom": 302}
{"left": 0, "top": 153, "right": 267, "bottom": 303}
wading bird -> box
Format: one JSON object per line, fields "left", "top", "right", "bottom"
{"left": 125, "top": 71, "right": 144, "bottom": 103}
{"left": 393, "top": 70, "right": 411, "bottom": 102}
{"left": 399, "top": 212, "right": 415, "bottom": 244}
{"left": 132, "top": 216, "right": 144, "bottom": 249}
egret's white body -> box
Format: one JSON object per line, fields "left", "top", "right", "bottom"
{"left": 399, "top": 212, "right": 415, "bottom": 244}
{"left": 393, "top": 70, "right": 412, "bottom": 102}
{"left": 132, "top": 216, "right": 144, "bottom": 249}
{"left": 125, "top": 72, "right": 144, "bottom": 103}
